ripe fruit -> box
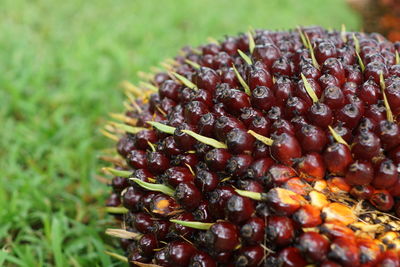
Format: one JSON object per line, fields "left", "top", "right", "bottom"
{"left": 103, "top": 27, "right": 400, "bottom": 266}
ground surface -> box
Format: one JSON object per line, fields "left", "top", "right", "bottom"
{"left": 0, "top": 0, "right": 359, "bottom": 266}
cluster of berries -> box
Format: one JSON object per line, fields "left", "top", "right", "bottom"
{"left": 103, "top": 26, "right": 400, "bottom": 266}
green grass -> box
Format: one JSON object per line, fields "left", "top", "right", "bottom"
{"left": 0, "top": 0, "right": 359, "bottom": 266}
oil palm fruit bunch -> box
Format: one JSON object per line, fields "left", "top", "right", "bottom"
{"left": 101, "top": 26, "right": 400, "bottom": 266}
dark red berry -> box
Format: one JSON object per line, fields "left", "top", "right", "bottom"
{"left": 147, "top": 151, "right": 170, "bottom": 174}
{"left": 307, "top": 102, "right": 333, "bottom": 128}
{"left": 208, "top": 186, "right": 236, "bottom": 219}
{"left": 239, "top": 107, "right": 263, "bottom": 127}
{"left": 251, "top": 86, "right": 275, "bottom": 111}
{"left": 335, "top": 103, "right": 362, "bottom": 129}
{"left": 174, "top": 123, "right": 197, "bottom": 151}
{"left": 122, "top": 186, "right": 144, "bottom": 212}
{"left": 194, "top": 67, "right": 221, "bottom": 92}
{"left": 240, "top": 217, "right": 266, "bottom": 245}
{"left": 358, "top": 80, "right": 380, "bottom": 105}
{"left": 321, "top": 86, "right": 345, "bottom": 110}
{"left": 266, "top": 216, "right": 295, "bottom": 247}
{"left": 226, "top": 128, "right": 255, "bottom": 154}
{"left": 198, "top": 113, "right": 216, "bottom": 137}
{"left": 222, "top": 89, "right": 251, "bottom": 115}
{"left": 271, "top": 133, "right": 302, "bottom": 166}
{"left": 298, "top": 232, "right": 329, "bottom": 262}
{"left": 351, "top": 132, "right": 381, "bottom": 160}
{"left": 159, "top": 80, "right": 181, "bottom": 102}
{"left": 189, "top": 251, "right": 217, "bottom": 267}
{"left": 328, "top": 238, "right": 360, "bottom": 267}
{"left": 170, "top": 212, "right": 196, "bottom": 237}
{"left": 285, "top": 96, "right": 309, "bottom": 118}
{"left": 370, "top": 190, "right": 394, "bottom": 211}
{"left": 138, "top": 234, "right": 158, "bottom": 257}
{"left": 163, "top": 166, "right": 194, "bottom": 188}
{"left": 350, "top": 185, "right": 374, "bottom": 200}
{"left": 345, "top": 160, "right": 374, "bottom": 186}
{"left": 175, "top": 182, "right": 202, "bottom": 211}
{"left": 226, "top": 154, "right": 253, "bottom": 177}
{"left": 134, "top": 212, "right": 154, "bottom": 234}
{"left": 154, "top": 248, "right": 170, "bottom": 266}
{"left": 371, "top": 159, "right": 398, "bottom": 189}
{"left": 248, "top": 116, "right": 271, "bottom": 136}
{"left": 271, "top": 119, "right": 295, "bottom": 136}
{"left": 126, "top": 149, "right": 147, "bottom": 169}
{"left": 252, "top": 44, "right": 281, "bottom": 68}
{"left": 166, "top": 241, "right": 196, "bottom": 267}
{"left": 322, "top": 57, "right": 345, "bottom": 85}
{"left": 277, "top": 247, "right": 307, "bottom": 267}
{"left": 246, "top": 157, "right": 274, "bottom": 179}
{"left": 226, "top": 195, "right": 255, "bottom": 224}
{"left": 184, "top": 101, "right": 209, "bottom": 125}
{"left": 134, "top": 130, "right": 158, "bottom": 150}
{"left": 378, "top": 120, "right": 400, "bottom": 150}
{"left": 235, "top": 245, "right": 265, "bottom": 267}
{"left": 214, "top": 116, "right": 245, "bottom": 141}
{"left": 205, "top": 148, "right": 232, "bottom": 172}
{"left": 159, "top": 136, "right": 181, "bottom": 156}
{"left": 315, "top": 41, "right": 338, "bottom": 64}
{"left": 194, "top": 170, "right": 219, "bottom": 193}
{"left": 117, "top": 136, "right": 136, "bottom": 157}
{"left": 205, "top": 222, "right": 240, "bottom": 252}
{"left": 295, "top": 152, "right": 326, "bottom": 181}
{"left": 264, "top": 164, "right": 297, "bottom": 186}
{"left": 247, "top": 67, "right": 273, "bottom": 90}
{"left": 296, "top": 124, "right": 327, "bottom": 153}
{"left": 273, "top": 77, "right": 295, "bottom": 106}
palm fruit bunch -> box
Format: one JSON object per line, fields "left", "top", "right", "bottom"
{"left": 348, "top": 0, "right": 400, "bottom": 41}
{"left": 102, "top": 26, "right": 400, "bottom": 266}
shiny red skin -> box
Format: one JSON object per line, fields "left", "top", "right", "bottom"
{"left": 370, "top": 190, "right": 394, "bottom": 211}
{"left": 175, "top": 182, "right": 202, "bottom": 211}
{"left": 267, "top": 216, "right": 295, "bottom": 247}
{"left": 298, "top": 232, "right": 329, "bottom": 262}
{"left": 225, "top": 195, "right": 255, "bottom": 224}
{"left": 204, "top": 148, "right": 232, "bottom": 172}
{"left": 271, "top": 133, "right": 302, "bottom": 166}
{"left": 189, "top": 251, "right": 217, "bottom": 267}
{"left": 126, "top": 149, "right": 148, "bottom": 169}
{"left": 205, "top": 222, "right": 240, "bottom": 252}
{"left": 371, "top": 159, "right": 398, "bottom": 189}
{"left": 164, "top": 166, "right": 195, "bottom": 188}
{"left": 122, "top": 186, "right": 145, "bottom": 212}
{"left": 146, "top": 151, "right": 170, "bottom": 174}
{"left": 277, "top": 247, "right": 307, "bottom": 267}
{"left": 323, "top": 143, "right": 353, "bottom": 175}
{"left": 226, "top": 128, "right": 255, "bottom": 154}
{"left": 296, "top": 124, "right": 327, "bottom": 153}
{"left": 166, "top": 241, "right": 196, "bottom": 267}
{"left": 328, "top": 238, "right": 360, "bottom": 267}
{"left": 345, "top": 160, "right": 374, "bottom": 186}
{"left": 240, "top": 217, "right": 266, "bottom": 245}
{"left": 235, "top": 245, "right": 265, "bottom": 267}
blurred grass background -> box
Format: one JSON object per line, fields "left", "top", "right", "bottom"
{"left": 0, "top": 0, "right": 359, "bottom": 266}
